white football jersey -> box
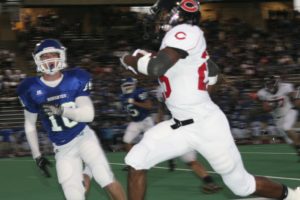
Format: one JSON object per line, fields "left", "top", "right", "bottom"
{"left": 257, "top": 83, "right": 294, "bottom": 118}
{"left": 158, "top": 24, "right": 218, "bottom": 120}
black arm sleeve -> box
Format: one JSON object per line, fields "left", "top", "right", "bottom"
{"left": 172, "top": 47, "right": 188, "bottom": 58}
{"left": 147, "top": 47, "right": 188, "bottom": 77}
{"left": 147, "top": 51, "right": 173, "bottom": 76}
{"left": 207, "top": 59, "right": 220, "bottom": 77}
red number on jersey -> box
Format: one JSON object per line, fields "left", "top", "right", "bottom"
{"left": 159, "top": 75, "right": 171, "bottom": 99}
{"left": 159, "top": 51, "right": 209, "bottom": 98}
{"left": 198, "top": 62, "right": 208, "bottom": 91}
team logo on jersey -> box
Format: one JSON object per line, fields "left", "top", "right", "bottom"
{"left": 175, "top": 32, "right": 186, "bottom": 40}
{"left": 83, "top": 81, "right": 92, "bottom": 91}
{"left": 47, "top": 94, "right": 67, "bottom": 102}
{"left": 180, "top": 0, "right": 199, "bottom": 13}
{"left": 36, "top": 90, "right": 43, "bottom": 95}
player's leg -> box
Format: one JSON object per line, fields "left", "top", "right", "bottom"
{"left": 104, "top": 181, "right": 127, "bottom": 200}
{"left": 55, "top": 151, "right": 85, "bottom": 200}
{"left": 123, "top": 121, "right": 142, "bottom": 152}
{"left": 180, "top": 151, "right": 221, "bottom": 193}
{"left": 168, "top": 159, "right": 176, "bottom": 171}
{"left": 125, "top": 120, "right": 193, "bottom": 200}
{"left": 127, "top": 167, "right": 147, "bottom": 200}
{"left": 142, "top": 116, "right": 155, "bottom": 132}
{"left": 278, "top": 109, "right": 300, "bottom": 156}
{"left": 80, "top": 126, "right": 126, "bottom": 200}
{"left": 82, "top": 165, "right": 92, "bottom": 193}
{"left": 143, "top": 116, "right": 180, "bottom": 172}
{"left": 123, "top": 121, "right": 144, "bottom": 170}
{"left": 193, "top": 110, "right": 299, "bottom": 199}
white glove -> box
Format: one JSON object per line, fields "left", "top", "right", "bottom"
{"left": 128, "top": 98, "right": 134, "bottom": 104}
{"left": 120, "top": 53, "right": 138, "bottom": 75}
{"left": 132, "top": 49, "right": 150, "bottom": 56}
{"left": 42, "top": 104, "right": 64, "bottom": 116}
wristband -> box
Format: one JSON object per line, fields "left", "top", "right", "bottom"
{"left": 137, "top": 54, "right": 151, "bottom": 75}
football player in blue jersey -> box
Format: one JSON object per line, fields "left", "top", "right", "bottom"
{"left": 17, "top": 39, "right": 126, "bottom": 200}
{"left": 120, "top": 77, "right": 154, "bottom": 153}
{"left": 81, "top": 78, "right": 154, "bottom": 188}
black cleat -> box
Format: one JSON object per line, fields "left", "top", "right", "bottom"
{"left": 168, "top": 159, "right": 176, "bottom": 172}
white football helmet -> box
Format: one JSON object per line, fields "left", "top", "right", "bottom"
{"left": 33, "top": 39, "right": 67, "bottom": 75}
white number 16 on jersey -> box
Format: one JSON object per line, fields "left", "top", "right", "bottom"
{"left": 49, "top": 102, "right": 78, "bottom": 132}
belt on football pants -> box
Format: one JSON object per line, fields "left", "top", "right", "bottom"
{"left": 171, "top": 118, "right": 194, "bottom": 129}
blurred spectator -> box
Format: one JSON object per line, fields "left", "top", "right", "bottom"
{"left": 0, "top": 129, "right": 16, "bottom": 157}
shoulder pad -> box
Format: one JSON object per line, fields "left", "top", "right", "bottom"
{"left": 17, "top": 77, "right": 36, "bottom": 96}
{"left": 67, "top": 67, "right": 91, "bottom": 80}
{"left": 162, "top": 24, "right": 204, "bottom": 51}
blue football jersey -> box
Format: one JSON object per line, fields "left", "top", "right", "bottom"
{"left": 121, "top": 88, "right": 150, "bottom": 122}
{"left": 17, "top": 67, "right": 92, "bottom": 146}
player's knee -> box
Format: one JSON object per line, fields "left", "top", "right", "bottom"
{"left": 228, "top": 182, "right": 255, "bottom": 197}
{"left": 56, "top": 159, "right": 73, "bottom": 184}
{"left": 94, "top": 173, "right": 114, "bottom": 188}
{"left": 125, "top": 144, "right": 149, "bottom": 170}
{"left": 125, "top": 150, "right": 139, "bottom": 169}
{"left": 213, "top": 157, "right": 236, "bottom": 175}
{"left": 62, "top": 184, "right": 85, "bottom": 200}
{"left": 223, "top": 172, "right": 256, "bottom": 197}
{"left": 89, "top": 164, "right": 114, "bottom": 188}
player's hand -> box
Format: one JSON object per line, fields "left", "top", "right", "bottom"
{"left": 35, "top": 156, "right": 52, "bottom": 178}
{"left": 42, "top": 104, "right": 64, "bottom": 116}
{"left": 128, "top": 98, "right": 135, "bottom": 104}
{"left": 120, "top": 49, "right": 151, "bottom": 75}
{"left": 120, "top": 53, "right": 138, "bottom": 75}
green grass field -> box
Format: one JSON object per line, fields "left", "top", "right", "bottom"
{"left": 0, "top": 144, "right": 299, "bottom": 200}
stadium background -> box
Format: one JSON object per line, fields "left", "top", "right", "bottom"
{"left": 0, "top": 0, "right": 300, "bottom": 199}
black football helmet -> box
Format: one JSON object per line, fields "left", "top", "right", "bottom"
{"left": 264, "top": 75, "right": 280, "bottom": 94}
{"left": 150, "top": 0, "right": 201, "bottom": 32}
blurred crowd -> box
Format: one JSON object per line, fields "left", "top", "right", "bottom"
{"left": 1, "top": 8, "right": 300, "bottom": 157}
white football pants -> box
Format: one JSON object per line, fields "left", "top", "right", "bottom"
{"left": 54, "top": 125, "right": 114, "bottom": 200}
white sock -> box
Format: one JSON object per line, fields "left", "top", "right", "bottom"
{"left": 284, "top": 188, "right": 297, "bottom": 200}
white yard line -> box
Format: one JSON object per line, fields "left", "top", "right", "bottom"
{"left": 109, "top": 162, "right": 300, "bottom": 181}
{"left": 240, "top": 152, "right": 296, "bottom": 155}
{"left": 0, "top": 159, "right": 297, "bottom": 199}
{"left": 233, "top": 198, "right": 275, "bottom": 200}
{"left": 2, "top": 159, "right": 300, "bottom": 181}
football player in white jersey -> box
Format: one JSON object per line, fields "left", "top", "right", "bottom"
{"left": 155, "top": 85, "right": 222, "bottom": 194}
{"left": 120, "top": 0, "right": 300, "bottom": 200}
{"left": 257, "top": 75, "right": 300, "bottom": 154}
{"left": 17, "top": 39, "right": 126, "bottom": 200}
